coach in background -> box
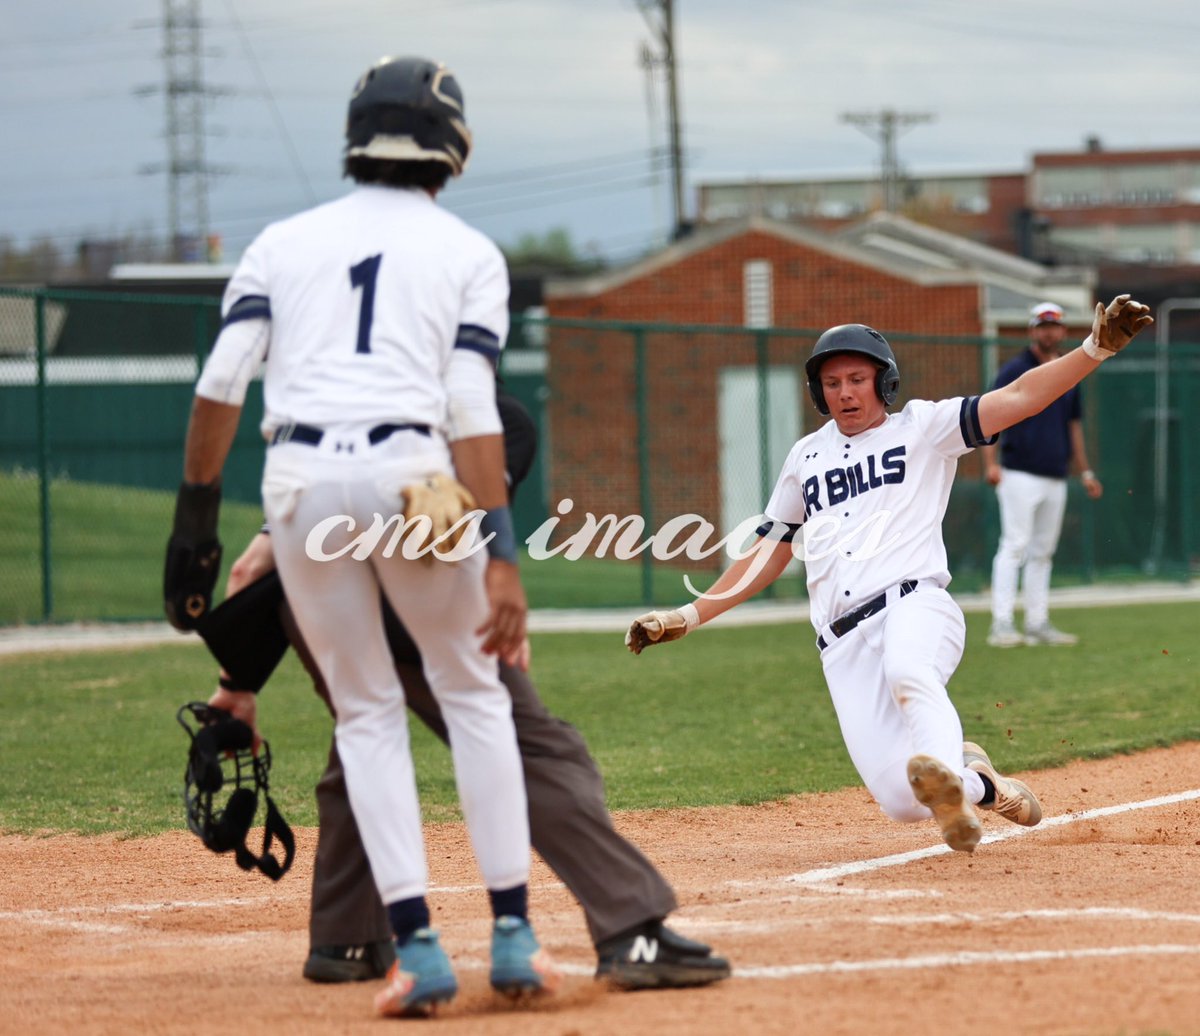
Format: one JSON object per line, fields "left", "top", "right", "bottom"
{"left": 983, "top": 301, "right": 1103, "bottom": 648}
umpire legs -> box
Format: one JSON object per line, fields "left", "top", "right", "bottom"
{"left": 285, "top": 603, "right": 679, "bottom": 953}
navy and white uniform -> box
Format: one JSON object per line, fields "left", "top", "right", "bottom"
{"left": 195, "top": 184, "right": 530, "bottom": 905}
{"left": 758, "top": 397, "right": 996, "bottom": 822}
{"left": 989, "top": 348, "right": 1083, "bottom": 630}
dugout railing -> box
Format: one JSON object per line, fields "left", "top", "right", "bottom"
{"left": 0, "top": 286, "right": 1195, "bottom": 625}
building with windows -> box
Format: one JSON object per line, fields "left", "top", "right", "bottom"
{"left": 1029, "top": 144, "right": 1200, "bottom": 266}
{"left": 697, "top": 171, "right": 1027, "bottom": 255}
{"left": 696, "top": 141, "right": 1200, "bottom": 272}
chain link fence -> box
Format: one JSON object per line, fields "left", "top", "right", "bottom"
{"left": 1, "top": 286, "right": 1195, "bottom": 625}
{"left": 538, "top": 315, "right": 1198, "bottom": 606}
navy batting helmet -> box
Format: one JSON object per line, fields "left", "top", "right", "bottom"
{"left": 345, "top": 56, "right": 472, "bottom": 175}
{"left": 805, "top": 324, "right": 901, "bottom": 416}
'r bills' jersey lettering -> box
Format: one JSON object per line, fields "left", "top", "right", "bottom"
{"left": 805, "top": 445, "right": 907, "bottom": 517}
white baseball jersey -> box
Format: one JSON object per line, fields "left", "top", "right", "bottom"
{"left": 196, "top": 184, "right": 508, "bottom": 439}
{"left": 762, "top": 396, "right": 995, "bottom": 631}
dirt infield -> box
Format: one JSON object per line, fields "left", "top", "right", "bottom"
{"left": 3, "top": 742, "right": 1199, "bottom": 1035}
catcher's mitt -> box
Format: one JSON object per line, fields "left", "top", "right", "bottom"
{"left": 401, "top": 473, "right": 477, "bottom": 562}
{"left": 176, "top": 702, "right": 294, "bottom": 880}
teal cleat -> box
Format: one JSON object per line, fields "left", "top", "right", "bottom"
{"left": 489, "top": 916, "right": 561, "bottom": 997}
{"left": 373, "top": 929, "right": 458, "bottom": 1018}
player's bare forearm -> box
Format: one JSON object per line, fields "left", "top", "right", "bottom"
{"left": 628, "top": 537, "right": 792, "bottom": 654}
{"left": 976, "top": 347, "right": 1098, "bottom": 440}
{"left": 226, "top": 531, "right": 276, "bottom": 596}
{"left": 478, "top": 558, "right": 527, "bottom": 657}
{"left": 1068, "top": 421, "right": 1090, "bottom": 472}
{"left": 1069, "top": 420, "right": 1102, "bottom": 497}
{"left": 183, "top": 396, "right": 243, "bottom": 484}
{"left": 980, "top": 295, "right": 1152, "bottom": 439}
{"left": 449, "top": 432, "right": 509, "bottom": 510}
{"left": 691, "top": 536, "right": 794, "bottom": 624}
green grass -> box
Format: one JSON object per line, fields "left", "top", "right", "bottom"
{"left": 5, "top": 470, "right": 1187, "bottom": 622}
{"left": 0, "top": 471, "right": 266, "bottom": 625}
{"left": 1, "top": 602, "right": 1196, "bottom": 836}
{"left": 0, "top": 470, "right": 805, "bottom": 620}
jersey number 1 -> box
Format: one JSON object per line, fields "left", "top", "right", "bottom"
{"left": 349, "top": 254, "right": 382, "bottom": 354}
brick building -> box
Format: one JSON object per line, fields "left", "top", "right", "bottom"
{"left": 542, "top": 215, "right": 1093, "bottom": 545}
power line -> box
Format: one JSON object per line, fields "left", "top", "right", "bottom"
{"left": 453, "top": 147, "right": 669, "bottom": 191}
{"left": 448, "top": 171, "right": 664, "bottom": 218}
{"left": 217, "top": 0, "right": 317, "bottom": 208}
{"left": 1, "top": 143, "right": 678, "bottom": 248}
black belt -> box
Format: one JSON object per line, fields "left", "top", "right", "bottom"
{"left": 270, "top": 422, "right": 431, "bottom": 447}
{"left": 817, "top": 579, "right": 919, "bottom": 650}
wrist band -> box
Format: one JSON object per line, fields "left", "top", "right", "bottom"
{"left": 480, "top": 506, "right": 518, "bottom": 564}
{"left": 678, "top": 602, "right": 701, "bottom": 629}
{"left": 1080, "top": 335, "right": 1112, "bottom": 362}
{"left": 1081, "top": 470, "right": 1095, "bottom": 481}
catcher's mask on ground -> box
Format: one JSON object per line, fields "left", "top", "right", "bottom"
{"left": 805, "top": 324, "right": 901, "bottom": 416}
{"left": 176, "top": 702, "right": 295, "bottom": 881}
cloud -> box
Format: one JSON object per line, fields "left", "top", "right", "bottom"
{"left": 1, "top": 0, "right": 1196, "bottom": 261}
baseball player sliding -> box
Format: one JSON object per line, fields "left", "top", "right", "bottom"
{"left": 626, "top": 298, "right": 1153, "bottom": 854}
{"left": 166, "top": 56, "right": 557, "bottom": 1017}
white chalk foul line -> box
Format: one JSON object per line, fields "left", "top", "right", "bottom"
{"left": 869, "top": 907, "right": 1200, "bottom": 927}
{"left": 734, "top": 943, "right": 1200, "bottom": 979}
{"left": 0, "top": 897, "right": 275, "bottom": 935}
{"left": 778, "top": 787, "right": 1200, "bottom": 886}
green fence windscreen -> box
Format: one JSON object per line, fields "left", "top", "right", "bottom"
{"left": 0, "top": 286, "right": 1194, "bottom": 624}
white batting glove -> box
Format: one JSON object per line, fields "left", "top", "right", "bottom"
{"left": 625, "top": 604, "right": 700, "bottom": 655}
{"left": 1083, "top": 294, "right": 1154, "bottom": 360}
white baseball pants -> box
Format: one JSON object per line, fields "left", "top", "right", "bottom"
{"left": 262, "top": 426, "right": 530, "bottom": 904}
{"left": 818, "top": 586, "right": 986, "bottom": 822}
{"left": 990, "top": 468, "right": 1068, "bottom": 629}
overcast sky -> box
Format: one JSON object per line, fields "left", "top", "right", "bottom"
{"left": 3, "top": 0, "right": 1197, "bottom": 264}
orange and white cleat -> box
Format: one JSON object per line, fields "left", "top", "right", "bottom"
{"left": 372, "top": 929, "right": 458, "bottom": 1018}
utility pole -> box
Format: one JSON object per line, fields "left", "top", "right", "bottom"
{"left": 841, "top": 109, "right": 934, "bottom": 212}
{"left": 637, "top": 0, "right": 687, "bottom": 239}
{"left": 137, "top": 0, "right": 227, "bottom": 260}
{"left": 638, "top": 42, "right": 665, "bottom": 242}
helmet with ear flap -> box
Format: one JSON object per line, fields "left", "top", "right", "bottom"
{"left": 804, "top": 324, "right": 901, "bottom": 416}
{"left": 177, "top": 702, "right": 295, "bottom": 880}
{"left": 344, "top": 56, "right": 472, "bottom": 175}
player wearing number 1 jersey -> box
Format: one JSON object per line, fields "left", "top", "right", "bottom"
{"left": 174, "top": 56, "right": 557, "bottom": 1017}
{"left": 626, "top": 302, "right": 1153, "bottom": 854}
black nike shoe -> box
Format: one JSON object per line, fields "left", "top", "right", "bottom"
{"left": 303, "top": 939, "right": 395, "bottom": 983}
{"left": 595, "top": 921, "right": 732, "bottom": 989}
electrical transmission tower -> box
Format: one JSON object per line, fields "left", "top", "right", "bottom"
{"left": 138, "top": 0, "right": 226, "bottom": 260}
{"left": 637, "top": 0, "right": 688, "bottom": 239}
{"left": 841, "top": 109, "right": 935, "bottom": 212}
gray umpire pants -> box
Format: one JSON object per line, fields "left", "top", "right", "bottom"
{"left": 283, "top": 602, "right": 678, "bottom": 948}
